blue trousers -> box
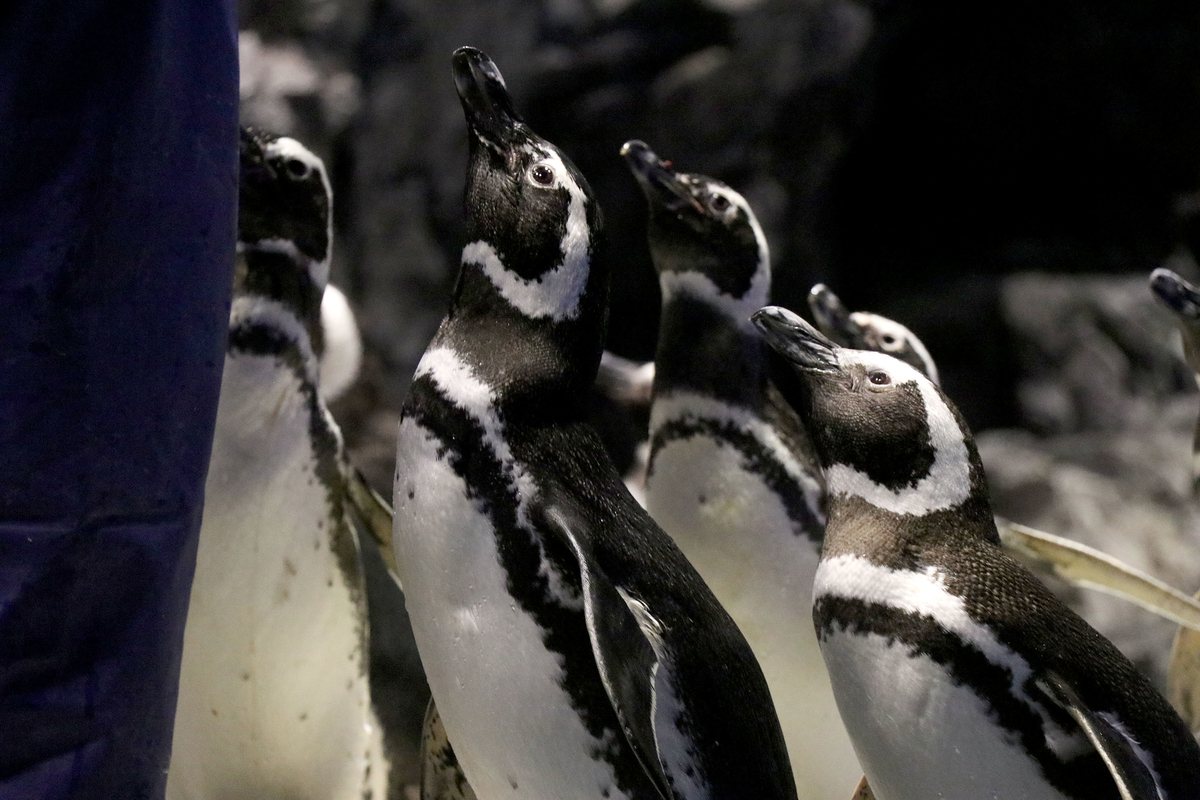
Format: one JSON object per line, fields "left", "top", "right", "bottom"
{"left": 0, "top": 0, "right": 238, "bottom": 796}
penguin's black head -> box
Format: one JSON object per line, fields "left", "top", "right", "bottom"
{"left": 238, "top": 127, "right": 332, "bottom": 273}
{"left": 1150, "top": 267, "right": 1200, "bottom": 375}
{"left": 1151, "top": 268, "right": 1200, "bottom": 326}
{"left": 808, "top": 284, "right": 940, "bottom": 385}
{"left": 234, "top": 127, "right": 331, "bottom": 344}
{"left": 452, "top": 47, "right": 602, "bottom": 305}
{"left": 753, "top": 305, "right": 985, "bottom": 519}
{"left": 621, "top": 140, "right": 768, "bottom": 311}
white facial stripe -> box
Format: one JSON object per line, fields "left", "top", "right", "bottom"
{"left": 815, "top": 553, "right": 1083, "bottom": 754}
{"left": 229, "top": 295, "right": 318, "bottom": 382}
{"left": 414, "top": 346, "right": 580, "bottom": 608}
{"left": 464, "top": 149, "right": 591, "bottom": 322}
{"left": 659, "top": 183, "right": 770, "bottom": 328}
{"left": 650, "top": 391, "right": 825, "bottom": 525}
{"left": 854, "top": 312, "right": 940, "bottom": 386}
{"left": 824, "top": 351, "right": 968, "bottom": 516}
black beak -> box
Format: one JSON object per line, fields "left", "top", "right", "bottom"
{"left": 453, "top": 47, "right": 522, "bottom": 144}
{"left": 1150, "top": 268, "right": 1200, "bottom": 321}
{"left": 620, "top": 140, "right": 706, "bottom": 215}
{"left": 751, "top": 306, "right": 840, "bottom": 373}
{"left": 238, "top": 126, "right": 275, "bottom": 183}
{"left": 807, "top": 283, "right": 858, "bottom": 344}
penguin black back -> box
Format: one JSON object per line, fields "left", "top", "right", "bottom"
{"left": 394, "top": 49, "right": 796, "bottom": 800}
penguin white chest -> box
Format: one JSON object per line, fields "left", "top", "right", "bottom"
{"left": 814, "top": 556, "right": 1072, "bottom": 800}
{"left": 646, "top": 429, "right": 861, "bottom": 799}
{"left": 820, "top": 629, "right": 1071, "bottom": 800}
{"left": 169, "top": 354, "right": 382, "bottom": 800}
{"left": 393, "top": 416, "right": 631, "bottom": 800}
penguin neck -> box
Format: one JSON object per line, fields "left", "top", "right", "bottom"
{"left": 819, "top": 402, "right": 998, "bottom": 564}
{"left": 821, "top": 488, "right": 1000, "bottom": 569}
{"left": 226, "top": 288, "right": 322, "bottom": 390}
{"left": 434, "top": 260, "right": 608, "bottom": 424}
{"left": 654, "top": 275, "right": 771, "bottom": 410}
{"left": 234, "top": 246, "right": 327, "bottom": 359}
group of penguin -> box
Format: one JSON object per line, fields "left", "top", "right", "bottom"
{"left": 162, "top": 45, "right": 1200, "bottom": 800}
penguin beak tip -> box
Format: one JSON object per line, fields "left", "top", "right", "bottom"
{"left": 452, "top": 46, "right": 521, "bottom": 138}
{"left": 806, "top": 283, "right": 853, "bottom": 339}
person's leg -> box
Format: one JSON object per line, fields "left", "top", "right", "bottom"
{"left": 0, "top": 1, "right": 238, "bottom": 797}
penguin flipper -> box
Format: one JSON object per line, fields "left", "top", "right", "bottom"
{"left": 420, "top": 698, "right": 478, "bottom": 800}
{"left": 345, "top": 466, "right": 401, "bottom": 586}
{"left": 1040, "top": 671, "right": 1162, "bottom": 800}
{"left": 537, "top": 501, "right": 673, "bottom": 800}
{"left": 999, "top": 521, "right": 1200, "bottom": 632}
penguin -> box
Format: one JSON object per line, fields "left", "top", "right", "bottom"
{"left": 751, "top": 303, "right": 1200, "bottom": 800}
{"left": 807, "top": 283, "right": 939, "bottom": 385}
{"left": 168, "top": 127, "right": 394, "bottom": 800}
{"left": 393, "top": 47, "right": 796, "bottom": 800}
{"left": 620, "top": 139, "right": 861, "bottom": 797}
{"left": 1150, "top": 267, "right": 1200, "bottom": 496}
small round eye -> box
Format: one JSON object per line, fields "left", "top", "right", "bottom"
{"left": 710, "top": 194, "right": 730, "bottom": 212}
{"left": 881, "top": 334, "right": 897, "bottom": 346}
{"left": 869, "top": 371, "right": 891, "bottom": 386}
{"left": 530, "top": 163, "right": 555, "bottom": 186}
{"left": 284, "top": 158, "right": 311, "bottom": 179}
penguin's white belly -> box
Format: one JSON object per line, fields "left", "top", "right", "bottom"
{"left": 819, "top": 628, "right": 1071, "bottom": 800}
{"left": 645, "top": 434, "right": 862, "bottom": 799}
{"left": 168, "top": 357, "right": 384, "bottom": 800}
{"left": 393, "top": 417, "right": 631, "bottom": 800}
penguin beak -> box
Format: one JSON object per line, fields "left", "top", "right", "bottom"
{"left": 239, "top": 126, "right": 274, "bottom": 182}
{"left": 1150, "top": 268, "right": 1200, "bottom": 322}
{"left": 620, "top": 140, "right": 706, "bottom": 216}
{"left": 807, "top": 283, "right": 860, "bottom": 344}
{"left": 751, "top": 306, "right": 840, "bottom": 373}
{"left": 453, "top": 47, "right": 523, "bottom": 145}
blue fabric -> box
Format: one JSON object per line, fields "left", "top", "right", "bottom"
{"left": 0, "top": 0, "right": 238, "bottom": 796}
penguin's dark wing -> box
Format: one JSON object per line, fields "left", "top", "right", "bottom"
{"left": 1039, "top": 671, "right": 1162, "bottom": 800}
{"left": 535, "top": 500, "right": 672, "bottom": 800}
{"left": 344, "top": 465, "right": 401, "bottom": 585}
{"left": 420, "top": 698, "right": 478, "bottom": 800}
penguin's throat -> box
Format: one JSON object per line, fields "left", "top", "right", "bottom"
{"left": 658, "top": 266, "right": 769, "bottom": 333}
{"left": 237, "top": 238, "right": 330, "bottom": 293}
{"left": 227, "top": 294, "right": 322, "bottom": 384}
{"left": 654, "top": 290, "right": 770, "bottom": 405}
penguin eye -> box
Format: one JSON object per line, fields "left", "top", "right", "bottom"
{"left": 868, "top": 371, "right": 891, "bottom": 386}
{"left": 529, "top": 163, "right": 556, "bottom": 187}
{"left": 709, "top": 194, "right": 730, "bottom": 213}
{"left": 880, "top": 333, "right": 900, "bottom": 350}
{"left": 284, "top": 158, "right": 312, "bottom": 179}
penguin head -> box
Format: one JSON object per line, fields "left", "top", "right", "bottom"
{"left": 450, "top": 47, "right": 603, "bottom": 328}
{"left": 1151, "top": 268, "right": 1200, "bottom": 372}
{"left": 752, "top": 305, "right": 989, "bottom": 521}
{"left": 621, "top": 140, "right": 768, "bottom": 320}
{"left": 233, "top": 128, "right": 332, "bottom": 357}
{"left": 808, "top": 284, "right": 939, "bottom": 385}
